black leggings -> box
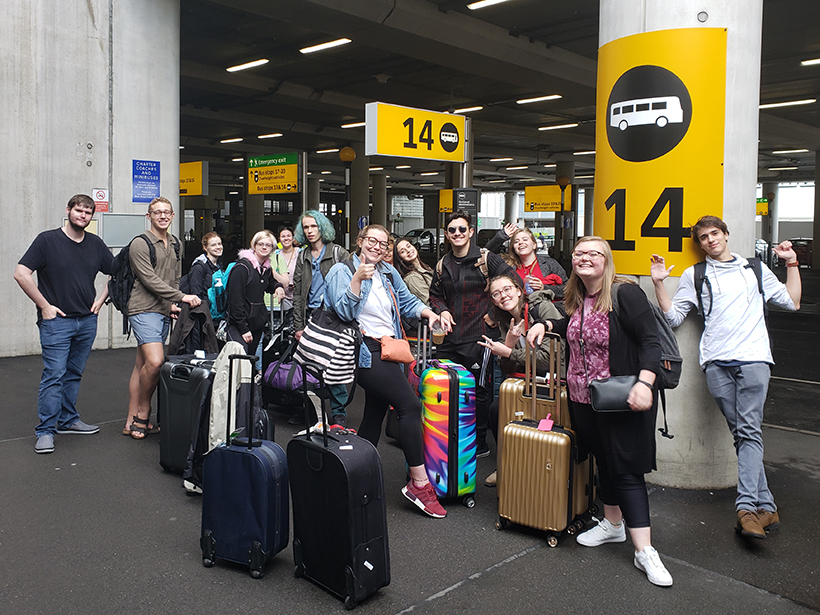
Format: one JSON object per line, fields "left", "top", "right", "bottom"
{"left": 570, "top": 401, "right": 651, "bottom": 528}
{"left": 356, "top": 338, "right": 425, "bottom": 467}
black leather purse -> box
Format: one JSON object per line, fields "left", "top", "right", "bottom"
{"left": 579, "top": 303, "right": 634, "bottom": 413}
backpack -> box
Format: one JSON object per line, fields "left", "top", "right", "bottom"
{"left": 693, "top": 257, "right": 764, "bottom": 319}
{"left": 207, "top": 262, "right": 237, "bottom": 321}
{"left": 611, "top": 281, "right": 682, "bottom": 439}
{"left": 435, "top": 247, "right": 491, "bottom": 291}
{"left": 108, "top": 233, "right": 181, "bottom": 335}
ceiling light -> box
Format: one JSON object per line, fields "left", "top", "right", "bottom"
{"left": 179, "top": 145, "right": 185, "bottom": 149}
{"left": 220, "top": 137, "right": 243, "bottom": 144}
{"left": 543, "top": 164, "right": 556, "bottom": 168}
{"left": 226, "top": 58, "right": 269, "bottom": 73}
{"left": 369, "top": 167, "right": 384, "bottom": 171}
{"left": 516, "top": 95, "right": 562, "bottom": 105}
{"left": 321, "top": 171, "right": 332, "bottom": 174}
{"left": 768, "top": 166, "right": 798, "bottom": 171}
{"left": 238, "top": 176, "right": 244, "bottom": 180}
{"left": 306, "top": 172, "right": 312, "bottom": 175}
{"left": 538, "top": 123, "right": 578, "bottom": 131}
{"left": 341, "top": 122, "right": 366, "bottom": 129}
{"left": 316, "top": 148, "right": 340, "bottom": 154}
{"left": 506, "top": 166, "right": 528, "bottom": 170}
{"left": 575, "top": 175, "right": 594, "bottom": 179}
{"left": 573, "top": 150, "right": 596, "bottom": 156}
{"left": 395, "top": 165, "right": 411, "bottom": 169}
{"left": 759, "top": 99, "right": 816, "bottom": 109}
{"left": 488, "top": 179, "right": 507, "bottom": 183}
{"left": 468, "top": 0, "right": 513, "bottom": 9}
{"left": 231, "top": 157, "right": 243, "bottom": 162}
{"left": 800, "top": 58, "right": 820, "bottom": 66}
{"left": 419, "top": 183, "right": 434, "bottom": 187}
{"left": 300, "top": 38, "right": 352, "bottom": 54}
{"left": 420, "top": 172, "right": 439, "bottom": 176}
{"left": 258, "top": 133, "right": 283, "bottom": 139}
{"left": 453, "top": 106, "right": 483, "bottom": 114}
{"left": 228, "top": 191, "right": 239, "bottom": 195}
{"left": 772, "top": 149, "right": 809, "bottom": 154}
{"left": 490, "top": 157, "right": 513, "bottom": 162}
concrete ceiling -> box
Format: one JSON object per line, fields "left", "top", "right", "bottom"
{"left": 179, "top": 0, "right": 820, "bottom": 196}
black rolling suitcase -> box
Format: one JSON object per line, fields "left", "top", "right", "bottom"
{"left": 287, "top": 363, "right": 390, "bottom": 609}
{"left": 158, "top": 354, "right": 216, "bottom": 474}
{"left": 200, "top": 354, "right": 289, "bottom": 578}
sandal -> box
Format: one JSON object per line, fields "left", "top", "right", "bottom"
{"left": 122, "top": 417, "right": 160, "bottom": 436}
{"left": 127, "top": 416, "right": 151, "bottom": 440}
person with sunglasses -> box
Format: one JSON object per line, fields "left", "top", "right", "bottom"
{"left": 476, "top": 273, "right": 564, "bottom": 487}
{"left": 526, "top": 236, "right": 672, "bottom": 587}
{"left": 324, "top": 224, "right": 447, "bottom": 518}
{"left": 429, "top": 211, "right": 519, "bottom": 458}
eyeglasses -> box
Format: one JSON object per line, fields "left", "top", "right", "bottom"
{"left": 150, "top": 209, "right": 173, "bottom": 218}
{"left": 490, "top": 285, "right": 517, "bottom": 301}
{"left": 256, "top": 242, "right": 274, "bottom": 248}
{"left": 571, "top": 249, "right": 605, "bottom": 260}
{"left": 447, "top": 225, "right": 468, "bottom": 235}
{"left": 363, "top": 236, "right": 388, "bottom": 250}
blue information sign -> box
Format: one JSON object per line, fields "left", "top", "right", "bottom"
{"left": 132, "top": 160, "right": 161, "bottom": 203}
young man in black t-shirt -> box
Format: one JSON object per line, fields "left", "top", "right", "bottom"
{"left": 15, "top": 194, "right": 114, "bottom": 454}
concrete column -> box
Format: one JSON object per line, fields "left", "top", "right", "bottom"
{"left": 761, "top": 182, "right": 778, "bottom": 248}
{"left": 600, "top": 0, "right": 762, "bottom": 489}
{"left": 555, "top": 161, "right": 575, "bottom": 259}
{"left": 307, "top": 177, "right": 321, "bottom": 211}
{"left": 244, "top": 194, "right": 265, "bottom": 241}
{"left": 504, "top": 191, "right": 517, "bottom": 225}
{"left": 349, "top": 142, "right": 370, "bottom": 250}
{"left": 445, "top": 163, "right": 462, "bottom": 189}
{"left": 371, "top": 174, "right": 387, "bottom": 227}
{"left": 583, "top": 186, "right": 595, "bottom": 236}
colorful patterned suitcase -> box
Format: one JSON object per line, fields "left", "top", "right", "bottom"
{"left": 418, "top": 358, "right": 477, "bottom": 508}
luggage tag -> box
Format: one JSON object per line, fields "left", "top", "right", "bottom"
{"left": 537, "top": 413, "right": 554, "bottom": 432}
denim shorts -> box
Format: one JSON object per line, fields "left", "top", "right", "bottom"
{"left": 128, "top": 312, "right": 170, "bottom": 345}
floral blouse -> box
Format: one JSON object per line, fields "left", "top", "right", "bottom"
{"left": 566, "top": 293, "right": 611, "bottom": 404}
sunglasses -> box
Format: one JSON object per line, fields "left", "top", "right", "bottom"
{"left": 447, "top": 225, "right": 468, "bottom": 235}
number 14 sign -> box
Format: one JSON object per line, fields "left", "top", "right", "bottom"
{"left": 594, "top": 28, "right": 727, "bottom": 276}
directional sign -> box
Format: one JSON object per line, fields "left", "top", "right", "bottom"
{"left": 365, "top": 102, "right": 466, "bottom": 163}
{"left": 179, "top": 161, "right": 209, "bottom": 196}
{"left": 756, "top": 197, "right": 769, "bottom": 216}
{"left": 594, "top": 28, "right": 727, "bottom": 276}
{"left": 524, "top": 184, "right": 572, "bottom": 212}
{"left": 248, "top": 153, "right": 298, "bottom": 194}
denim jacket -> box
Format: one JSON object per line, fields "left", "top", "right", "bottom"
{"left": 324, "top": 254, "right": 427, "bottom": 368}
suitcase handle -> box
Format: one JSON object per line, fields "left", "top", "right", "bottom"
{"left": 300, "top": 361, "right": 330, "bottom": 448}
{"left": 227, "top": 353, "right": 261, "bottom": 449}
{"left": 169, "top": 363, "right": 193, "bottom": 381}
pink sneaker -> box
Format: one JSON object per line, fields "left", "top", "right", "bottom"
{"left": 402, "top": 480, "right": 447, "bottom": 518}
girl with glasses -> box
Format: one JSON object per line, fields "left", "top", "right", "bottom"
{"left": 526, "top": 236, "right": 672, "bottom": 587}
{"left": 476, "top": 273, "right": 564, "bottom": 487}
{"left": 324, "top": 224, "right": 448, "bottom": 519}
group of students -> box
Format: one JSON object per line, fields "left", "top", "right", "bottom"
{"left": 17, "top": 196, "right": 802, "bottom": 590}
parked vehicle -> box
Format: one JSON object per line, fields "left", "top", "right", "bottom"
{"left": 404, "top": 228, "right": 444, "bottom": 252}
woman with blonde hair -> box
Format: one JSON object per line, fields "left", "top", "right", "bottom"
{"left": 486, "top": 225, "right": 567, "bottom": 298}
{"left": 527, "top": 236, "right": 672, "bottom": 587}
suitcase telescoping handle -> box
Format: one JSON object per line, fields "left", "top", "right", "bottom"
{"left": 416, "top": 317, "right": 430, "bottom": 375}
{"left": 227, "top": 353, "right": 262, "bottom": 450}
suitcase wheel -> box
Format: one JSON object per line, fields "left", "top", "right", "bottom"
{"left": 294, "top": 564, "right": 305, "bottom": 579}
{"left": 344, "top": 596, "right": 357, "bottom": 610}
{"left": 202, "top": 557, "right": 215, "bottom": 568}
{"left": 201, "top": 530, "right": 216, "bottom": 567}
{"left": 547, "top": 535, "right": 559, "bottom": 548}
{"left": 495, "top": 517, "right": 509, "bottom": 531}
{"left": 566, "top": 524, "right": 577, "bottom": 536}
{"left": 463, "top": 496, "right": 475, "bottom": 508}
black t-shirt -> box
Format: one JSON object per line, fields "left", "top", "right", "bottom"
{"left": 19, "top": 228, "right": 114, "bottom": 319}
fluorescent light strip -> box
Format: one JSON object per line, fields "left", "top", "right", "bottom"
{"left": 420, "top": 172, "right": 439, "bottom": 176}
{"left": 258, "top": 133, "right": 282, "bottom": 139}
{"left": 516, "top": 94, "right": 562, "bottom": 105}
{"left": 220, "top": 138, "right": 243, "bottom": 143}
{"left": 488, "top": 179, "right": 507, "bottom": 183}
{"left": 341, "top": 122, "right": 366, "bottom": 129}
{"left": 543, "top": 164, "right": 556, "bottom": 168}
{"left": 468, "top": 0, "right": 513, "bottom": 9}
{"left": 226, "top": 58, "right": 269, "bottom": 73}
{"left": 490, "top": 157, "right": 513, "bottom": 162}
{"left": 768, "top": 166, "right": 798, "bottom": 171}
{"left": 575, "top": 175, "right": 594, "bottom": 179}
{"left": 419, "top": 183, "right": 434, "bottom": 187}
{"left": 316, "top": 148, "right": 339, "bottom": 154}
{"left": 179, "top": 145, "right": 184, "bottom": 149}
{"left": 395, "top": 165, "right": 411, "bottom": 169}
{"left": 300, "top": 38, "right": 351, "bottom": 54}
{"left": 772, "top": 149, "right": 809, "bottom": 154}
{"left": 453, "top": 106, "right": 483, "bottom": 114}
{"left": 506, "top": 166, "right": 528, "bottom": 170}
{"left": 369, "top": 167, "right": 383, "bottom": 171}
{"left": 231, "top": 157, "right": 243, "bottom": 162}
{"left": 800, "top": 58, "right": 820, "bottom": 66}
{"left": 538, "top": 123, "right": 578, "bottom": 131}
{"left": 321, "top": 171, "right": 332, "bottom": 175}
{"left": 759, "top": 99, "right": 816, "bottom": 109}
{"left": 573, "top": 150, "right": 596, "bottom": 156}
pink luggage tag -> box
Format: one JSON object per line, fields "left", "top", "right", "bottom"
{"left": 538, "top": 413, "right": 554, "bottom": 432}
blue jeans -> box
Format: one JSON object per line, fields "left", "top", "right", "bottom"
{"left": 36, "top": 314, "right": 98, "bottom": 436}
{"left": 705, "top": 362, "right": 776, "bottom": 513}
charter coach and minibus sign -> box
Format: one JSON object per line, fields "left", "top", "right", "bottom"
{"left": 594, "top": 28, "right": 727, "bottom": 276}
{"left": 365, "top": 102, "right": 466, "bottom": 163}
{"left": 248, "top": 153, "right": 299, "bottom": 194}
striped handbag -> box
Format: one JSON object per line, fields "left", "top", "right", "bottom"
{"left": 293, "top": 307, "right": 361, "bottom": 385}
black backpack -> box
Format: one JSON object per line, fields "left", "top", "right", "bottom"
{"left": 108, "top": 233, "right": 181, "bottom": 334}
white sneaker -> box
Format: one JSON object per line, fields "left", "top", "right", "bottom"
{"left": 634, "top": 546, "right": 673, "bottom": 587}
{"left": 576, "top": 517, "right": 626, "bottom": 547}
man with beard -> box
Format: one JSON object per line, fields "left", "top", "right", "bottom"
{"left": 15, "top": 194, "right": 114, "bottom": 454}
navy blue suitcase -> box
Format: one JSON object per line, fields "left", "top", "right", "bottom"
{"left": 200, "top": 354, "right": 289, "bottom": 578}
{"left": 288, "top": 363, "right": 390, "bottom": 609}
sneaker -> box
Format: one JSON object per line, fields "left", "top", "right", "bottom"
{"left": 634, "top": 546, "right": 673, "bottom": 587}
{"left": 330, "top": 414, "right": 347, "bottom": 429}
{"left": 576, "top": 517, "right": 627, "bottom": 547}
{"left": 476, "top": 442, "right": 490, "bottom": 459}
{"left": 35, "top": 434, "right": 55, "bottom": 454}
{"left": 484, "top": 470, "right": 497, "bottom": 488}
{"left": 56, "top": 419, "right": 99, "bottom": 435}
{"left": 757, "top": 509, "right": 780, "bottom": 531}
{"left": 736, "top": 510, "right": 766, "bottom": 539}
{"left": 402, "top": 480, "right": 447, "bottom": 518}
